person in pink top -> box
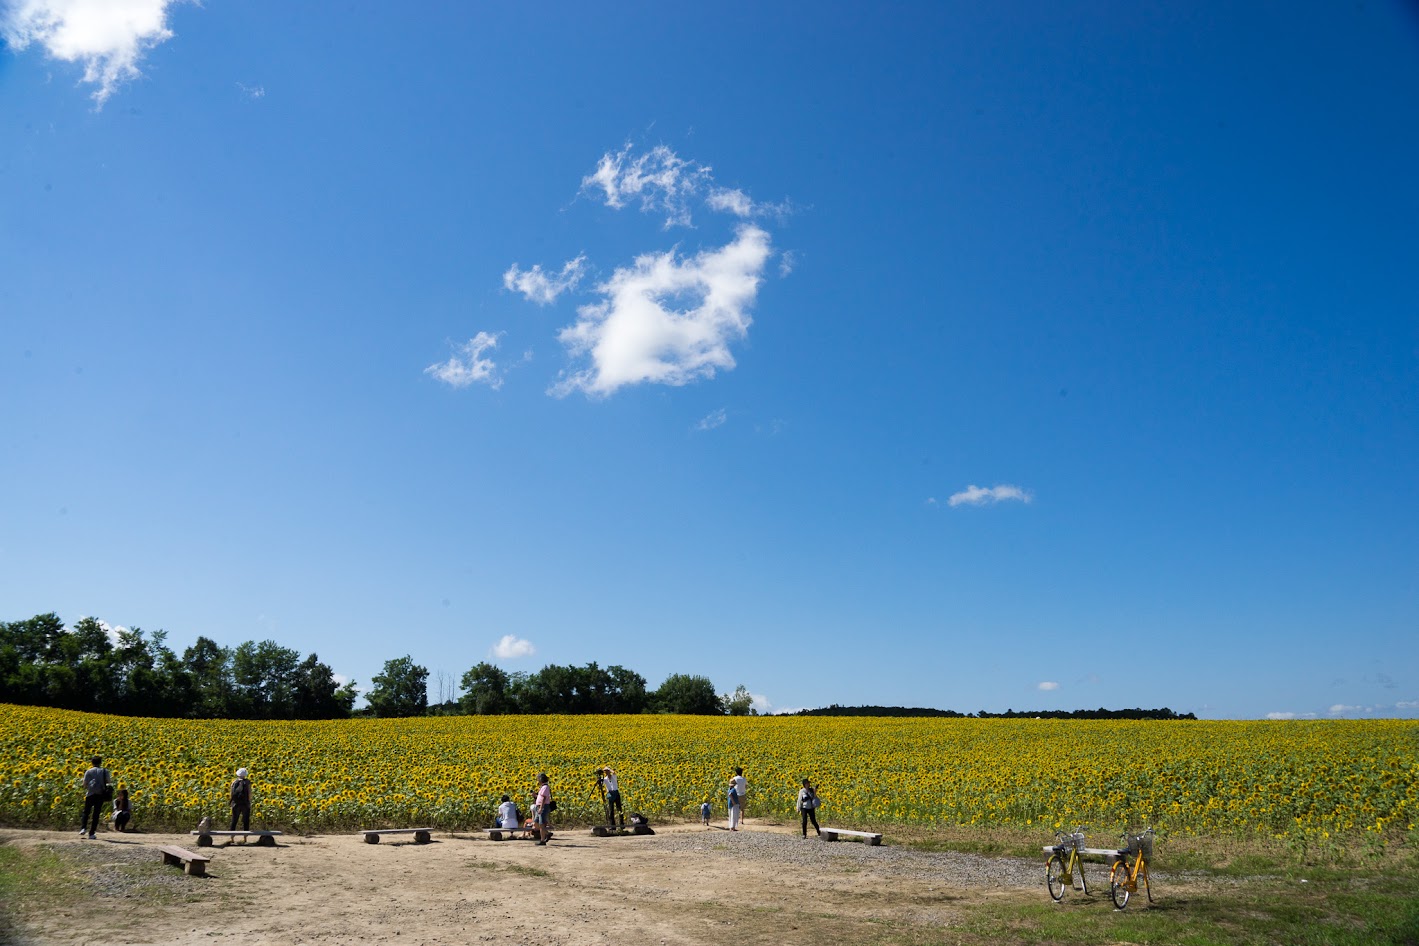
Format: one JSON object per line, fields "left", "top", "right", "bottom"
{"left": 533, "top": 773, "right": 553, "bottom": 846}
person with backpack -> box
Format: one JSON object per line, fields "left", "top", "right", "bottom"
{"left": 79, "top": 755, "right": 112, "bottom": 839}
{"left": 797, "top": 778, "right": 822, "bottom": 838}
{"left": 229, "top": 767, "right": 253, "bottom": 831}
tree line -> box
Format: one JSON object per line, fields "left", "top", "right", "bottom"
{"left": 0, "top": 613, "right": 744, "bottom": 720}
{"left": 794, "top": 704, "right": 1197, "bottom": 720}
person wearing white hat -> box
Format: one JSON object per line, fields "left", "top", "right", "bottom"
{"left": 229, "top": 767, "right": 252, "bottom": 832}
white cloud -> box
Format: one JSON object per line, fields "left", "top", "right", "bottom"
{"left": 695, "top": 408, "right": 727, "bottom": 431}
{"left": 2, "top": 0, "right": 182, "bottom": 107}
{"left": 778, "top": 250, "right": 796, "bottom": 277}
{"left": 503, "top": 255, "right": 587, "bottom": 306}
{"left": 551, "top": 225, "right": 771, "bottom": 398}
{"left": 750, "top": 693, "right": 772, "bottom": 714}
{"left": 580, "top": 144, "right": 713, "bottom": 228}
{"left": 491, "top": 635, "right": 535, "bottom": 660}
{"left": 236, "top": 81, "right": 264, "bottom": 100}
{"left": 1398, "top": 700, "right": 1418, "bottom": 710}
{"left": 706, "top": 187, "right": 754, "bottom": 217}
{"left": 1037, "top": 681, "right": 1059, "bottom": 691}
{"left": 425, "top": 332, "right": 504, "bottom": 389}
{"left": 1266, "top": 711, "right": 1317, "bottom": 720}
{"left": 947, "top": 484, "right": 1034, "bottom": 507}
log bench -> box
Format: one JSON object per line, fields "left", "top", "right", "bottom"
{"left": 590, "top": 824, "right": 655, "bottom": 837}
{"left": 158, "top": 845, "right": 211, "bottom": 876}
{"left": 821, "top": 828, "right": 883, "bottom": 845}
{"left": 361, "top": 828, "right": 434, "bottom": 844}
{"left": 481, "top": 827, "right": 549, "bottom": 841}
{"left": 191, "top": 830, "right": 283, "bottom": 847}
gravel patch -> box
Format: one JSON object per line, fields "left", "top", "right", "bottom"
{"left": 646, "top": 829, "right": 1048, "bottom": 889}
{"left": 55, "top": 838, "right": 209, "bottom": 899}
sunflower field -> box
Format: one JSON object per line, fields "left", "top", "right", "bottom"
{"left": 1, "top": 703, "right": 1414, "bottom": 839}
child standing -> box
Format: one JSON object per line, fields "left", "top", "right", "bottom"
{"left": 700, "top": 798, "right": 712, "bottom": 827}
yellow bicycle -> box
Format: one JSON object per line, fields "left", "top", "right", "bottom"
{"left": 1045, "top": 830, "right": 1090, "bottom": 901}
{"left": 1109, "top": 828, "right": 1155, "bottom": 909}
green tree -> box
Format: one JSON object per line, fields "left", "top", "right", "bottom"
{"left": 460, "top": 661, "right": 514, "bottom": 714}
{"left": 231, "top": 640, "right": 301, "bottom": 719}
{"left": 652, "top": 674, "right": 724, "bottom": 715}
{"left": 367, "top": 655, "right": 428, "bottom": 717}
{"left": 724, "top": 684, "right": 755, "bottom": 717}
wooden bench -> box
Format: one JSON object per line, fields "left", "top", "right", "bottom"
{"left": 1042, "top": 845, "right": 1124, "bottom": 863}
{"left": 191, "top": 830, "right": 283, "bottom": 848}
{"left": 590, "top": 824, "right": 655, "bottom": 837}
{"left": 361, "top": 828, "right": 434, "bottom": 844}
{"left": 158, "top": 845, "right": 211, "bottom": 876}
{"left": 821, "top": 828, "right": 883, "bottom": 846}
{"left": 481, "top": 827, "right": 548, "bottom": 841}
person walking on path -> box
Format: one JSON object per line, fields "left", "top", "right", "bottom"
{"left": 533, "top": 773, "right": 553, "bottom": 846}
{"left": 797, "top": 778, "right": 822, "bottom": 838}
{"left": 79, "top": 756, "right": 112, "bottom": 839}
{"left": 229, "top": 767, "right": 253, "bottom": 832}
{"left": 600, "top": 767, "right": 624, "bottom": 829}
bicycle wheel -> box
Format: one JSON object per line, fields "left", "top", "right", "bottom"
{"left": 1046, "top": 854, "right": 1066, "bottom": 901}
{"left": 1110, "top": 858, "right": 1132, "bottom": 909}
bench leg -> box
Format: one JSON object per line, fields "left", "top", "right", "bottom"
{"left": 823, "top": 832, "right": 838, "bottom": 842}
{"left": 364, "top": 833, "right": 380, "bottom": 844}
{"left": 256, "top": 834, "right": 276, "bottom": 847}
{"left": 186, "top": 860, "right": 207, "bottom": 877}
{"left": 867, "top": 836, "right": 882, "bottom": 846}
{"left": 414, "top": 831, "right": 431, "bottom": 844}
{"left": 196, "top": 834, "right": 213, "bottom": 847}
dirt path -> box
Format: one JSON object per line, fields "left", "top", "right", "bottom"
{"left": 1, "top": 822, "right": 1065, "bottom": 945}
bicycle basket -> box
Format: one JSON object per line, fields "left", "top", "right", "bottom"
{"left": 1126, "top": 832, "right": 1154, "bottom": 858}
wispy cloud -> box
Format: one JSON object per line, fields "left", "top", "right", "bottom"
{"left": 551, "top": 225, "right": 771, "bottom": 398}
{"left": 491, "top": 635, "right": 535, "bottom": 660}
{"left": 425, "top": 332, "right": 504, "bottom": 389}
{"left": 1037, "top": 681, "right": 1059, "bottom": 691}
{"left": 2, "top": 0, "right": 184, "bottom": 107}
{"left": 1266, "top": 711, "right": 1317, "bottom": 720}
{"left": 503, "top": 255, "right": 587, "bottom": 306}
{"left": 236, "top": 81, "right": 264, "bottom": 100}
{"left": 580, "top": 144, "right": 713, "bottom": 228}
{"left": 948, "top": 484, "right": 1034, "bottom": 507}
{"left": 695, "top": 408, "right": 728, "bottom": 431}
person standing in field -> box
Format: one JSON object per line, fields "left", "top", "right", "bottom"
{"left": 732, "top": 767, "right": 748, "bottom": 828}
{"left": 727, "top": 777, "right": 741, "bottom": 831}
{"left": 533, "top": 773, "right": 553, "bottom": 846}
{"left": 79, "top": 755, "right": 112, "bottom": 839}
{"left": 229, "top": 767, "right": 252, "bottom": 831}
{"left": 797, "top": 778, "right": 822, "bottom": 838}
{"left": 701, "top": 797, "right": 712, "bottom": 827}
{"left": 601, "top": 767, "right": 624, "bottom": 829}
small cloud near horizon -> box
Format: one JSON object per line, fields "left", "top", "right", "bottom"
{"left": 491, "top": 635, "right": 535, "bottom": 660}
{"left": 948, "top": 484, "right": 1033, "bottom": 507}
{"left": 1037, "top": 681, "right": 1059, "bottom": 692}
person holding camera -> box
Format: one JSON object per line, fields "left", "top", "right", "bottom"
{"left": 599, "top": 767, "right": 624, "bottom": 829}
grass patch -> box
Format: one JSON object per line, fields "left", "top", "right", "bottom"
{"left": 464, "top": 858, "right": 550, "bottom": 878}
{"left": 951, "top": 866, "right": 1419, "bottom": 946}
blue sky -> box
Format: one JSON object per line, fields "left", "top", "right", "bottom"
{"left": 3, "top": 2, "right": 1417, "bottom": 720}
